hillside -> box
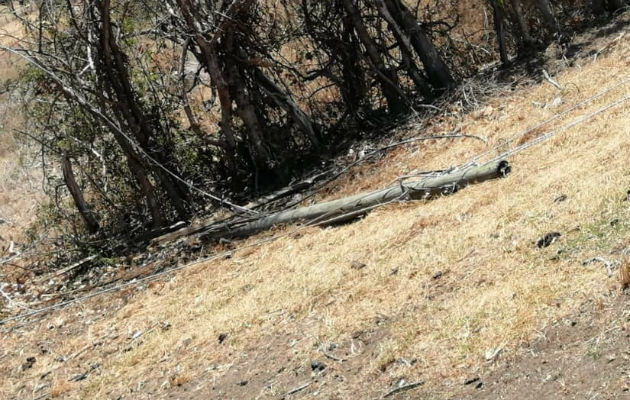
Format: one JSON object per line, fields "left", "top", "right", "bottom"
{"left": 1, "top": 9, "right": 630, "bottom": 400}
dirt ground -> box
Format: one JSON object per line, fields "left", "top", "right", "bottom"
{"left": 159, "top": 292, "right": 630, "bottom": 399}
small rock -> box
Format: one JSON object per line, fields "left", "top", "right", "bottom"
{"left": 553, "top": 194, "right": 567, "bottom": 203}
{"left": 464, "top": 377, "right": 480, "bottom": 385}
{"left": 432, "top": 271, "right": 443, "bottom": 280}
{"left": 160, "top": 321, "right": 171, "bottom": 331}
{"left": 550, "top": 96, "right": 563, "bottom": 108}
{"left": 350, "top": 261, "right": 366, "bottom": 270}
{"left": 237, "top": 380, "right": 248, "bottom": 386}
{"left": 536, "top": 232, "right": 561, "bottom": 248}
{"left": 69, "top": 372, "right": 88, "bottom": 382}
{"left": 34, "top": 383, "right": 49, "bottom": 392}
{"left": 21, "top": 357, "right": 36, "bottom": 371}
{"left": 311, "top": 360, "right": 326, "bottom": 371}
{"left": 218, "top": 333, "right": 227, "bottom": 344}
{"left": 484, "top": 346, "right": 503, "bottom": 361}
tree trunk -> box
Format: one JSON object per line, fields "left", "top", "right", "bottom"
{"left": 340, "top": 0, "right": 407, "bottom": 114}
{"left": 492, "top": 2, "right": 510, "bottom": 65}
{"left": 591, "top": 0, "right": 606, "bottom": 14}
{"left": 535, "top": 0, "right": 559, "bottom": 33}
{"left": 230, "top": 66, "right": 272, "bottom": 167}
{"left": 510, "top": 0, "right": 535, "bottom": 46}
{"left": 374, "top": 0, "right": 433, "bottom": 98}
{"left": 607, "top": 0, "right": 625, "bottom": 10}
{"left": 94, "top": 0, "right": 189, "bottom": 223}
{"left": 176, "top": 0, "right": 238, "bottom": 152}
{"left": 339, "top": 13, "right": 369, "bottom": 114}
{"left": 108, "top": 130, "right": 165, "bottom": 227}
{"left": 253, "top": 68, "right": 322, "bottom": 149}
{"left": 383, "top": 0, "right": 454, "bottom": 91}
{"left": 223, "top": 34, "right": 273, "bottom": 168}
{"left": 62, "top": 156, "right": 100, "bottom": 234}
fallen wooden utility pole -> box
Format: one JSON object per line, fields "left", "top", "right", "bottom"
{"left": 199, "top": 160, "right": 511, "bottom": 241}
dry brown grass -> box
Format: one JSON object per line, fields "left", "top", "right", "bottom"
{"left": 0, "top": 7, "right": 27, "bottom": 83}
{"left": 50, "top": 379, "right": 72, "bottom": 398}
{"left": 1, "top": 13, "right": 629, "bottom": 400}
{"left": 0, "top": 9, "right": 44, "bottom": 278}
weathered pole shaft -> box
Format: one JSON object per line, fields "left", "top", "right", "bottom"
{"left": 201, "top": 160, "right": 511, "bottom": 240}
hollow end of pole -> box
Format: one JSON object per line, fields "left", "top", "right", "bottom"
{"left": 498, "top": 160, "right": 511, "bottom": 177}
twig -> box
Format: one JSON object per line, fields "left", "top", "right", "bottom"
{"left": 68, "top": 341, "right": 102, "bottom": 361}
{"left": 0, "top": 287, "right": 32, "bottom": 311}
{"left": 68, "top": 363, "right": 100, "bottom": 382}
{"left": 287, "top": 381, "right": 312, "bottom": 395}
{"left": 594, "top": 32, "right": 625, "bottom": 61}
{"left": 582, "top": 257, "right": 614, "bottom": 277}
{"left": 383, "top": 381, "right": 424, "bottom": 398}
{"left": 130, "top": 322, "right": 159, "bottom": 342}
{"left": 322, "top": 351, "right": 348, "bottom": 362}
{"left": 49, "top": 255, "right": 98, "bottom": 279}
{"left": 0, "top": 253, "right": 27, "bottom": 268}
{"left": 542, "top": 69, "right": 562, "bottom": 90}
{"left": 0, "top": 287, "right": 14, "bottom": 306}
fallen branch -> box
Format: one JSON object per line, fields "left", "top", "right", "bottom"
{"left": 582, "top": 257, "right": 614, "bottom": 277}
{"left": 383, "top": 381, "right": 424, "bottom": 398}
{"left": 287, "top": 381, "right": 312, "bottom": 395}
{"left": 51, "top": 255, "right": 98, "bottom": 278}
{"left": 0, "top": 288, "right": 14, "bottom": 306}
{"left": 147, "top": 134, "right": 488, "bottom": 247}
{"left": 0, "top": 254, "right": 26, "bottom": 268}
{"left": 322, "top": 351, "right": 348, "bottom": 362}
{"left": 542, "top": 69, "right": 562, "bottom": 90}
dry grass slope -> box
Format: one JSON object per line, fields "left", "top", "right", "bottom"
{"left": 1, "top": 12, "right": 629, "bottom": 400}
{"left": 0, "top": 8, "right": 43, "bottom": 260}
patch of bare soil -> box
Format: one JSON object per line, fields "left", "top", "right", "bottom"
{"left": 127, "top": 290, "right": 629, "bottom": 400}
{"left": 160, "top": 322, "right": 393, "bottom": 400}
{"left": 448, "top": 293, "right": 630, "bottom": 400}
